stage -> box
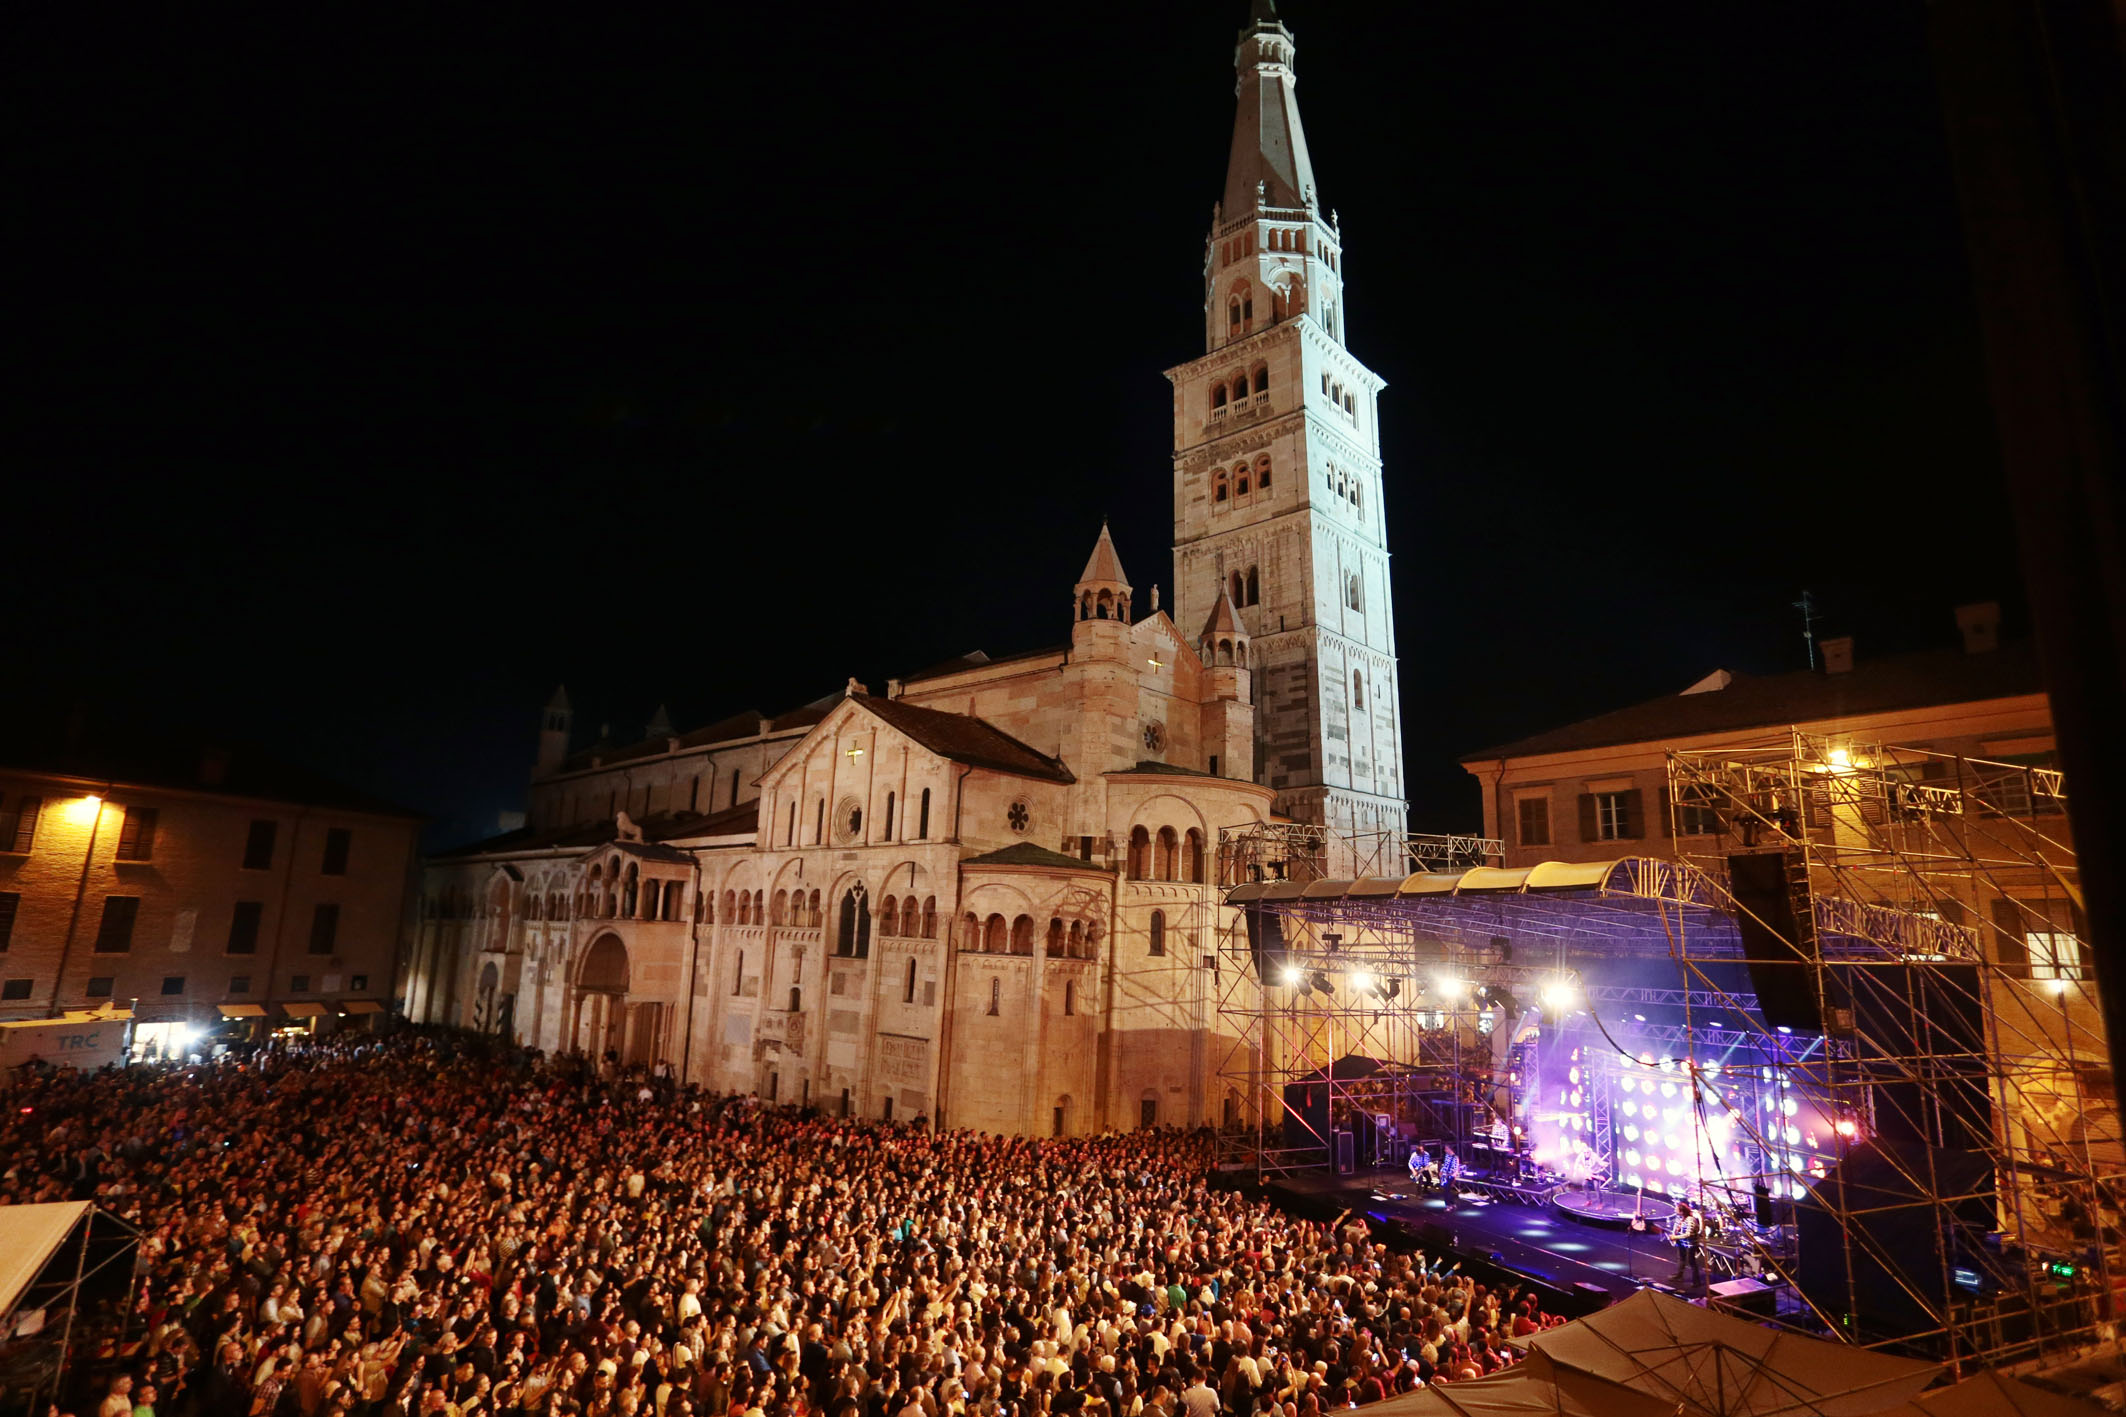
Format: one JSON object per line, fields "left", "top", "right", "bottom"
{"left": 1262, "top": 1167, "right": 1749, "bottom": 1312}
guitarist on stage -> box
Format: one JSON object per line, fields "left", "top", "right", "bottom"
{"left": 1668, "top": 1197, "right": 1706, "bottom": 1288}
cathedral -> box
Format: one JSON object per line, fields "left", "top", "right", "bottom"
{"left": 406, "top": 1, "right": 1406, "bottom": 1135}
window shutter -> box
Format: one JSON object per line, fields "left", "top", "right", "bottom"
{"left": 1989, "top": 898, "right": 2030, "bottom": 977}
{"left": 8, "top": 797, "right": 40, "bottom": 852}
{"left": 0, "top": 892, "right": 17, "bottom": 950}
{"left": 116, "top": 806, "right": 159, "bottom": 861}
{"left": 1622, "top": 789, "right": 1645, "bottom": 839}
{"left": 1653, "top": 786, "right": 1670, "bottom": 838}
{"left": 1576, "top": 794, "right": 1597, "bottom": 842}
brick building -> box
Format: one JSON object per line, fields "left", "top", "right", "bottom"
{"left": 0, "top": 749, "right": 420, "bottom": 1041}
{"left": 407, "top": 3, "right": 1412, "bottom": 1133}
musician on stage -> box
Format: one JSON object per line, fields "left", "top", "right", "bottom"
{"left": 1409, "top": 1145, "right": 1438, "bottom": 1189}
{"left": 1440, "top": 1145, "right": 1463, "bottom": 1191}
{"left": 1668, "top": 1197, "right": 1706, "bottom": 1288}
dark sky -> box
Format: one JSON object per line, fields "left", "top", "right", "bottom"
{"left": 16, "top": 1, "right": 2011, "bottom": 847}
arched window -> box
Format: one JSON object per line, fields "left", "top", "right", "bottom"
{"left": 708, "top": 891, "right": 720, "bottom": 925}
{"left": 1211, "top": 383, "right": 1228, "bottom": 414}
{"left": 917, "top": 789, "right": 931, "bottom": 840}
{"left": 1257, "top": 456, "right": 1272, "bottom": 490}
{"left": 984, "top": 914, "right": 1008, "bottom": 953}
{"left": 1156, "top": 827, "right": 1180, "bottom": 880}
{"left": 1064, "top": 981, "right": 1076, "bottom": 1016}
{"left": 1253, "top": 363, "right": 1270, "bottom": 395}
{"left": 1230, "top": 570, "right": 1245, "bottom": 606}
{"left": 1150, "top": 909, "right": 1167, "bottom": 956}
{"left": 1096, "top": 589, "right": 1114, "bottom": 619}
{"left": 1353, "top": 670, "right": 1365, "bottom": 710}
{"left": 1235, "top": 467, "right": 1250, "bottom": 496}
{"left": 785, "top": 800, "right": 796, "bottom": 846}
{"left": 772, "top": 890, "right": 788, "bottom": 926}
{"left": 1127, "top": 826, "right": 1152, "bottom": 881}
{"left": 1242, "top": 290, "right": 1254, "bottom": 323}
{"left": 1227, "top": 297, "right": 1242, "bottom": 333}
{"left": 987, "top": 978, "right": 1001, "bottom": 1016}
{"left": 789, "top": 985, "right": 802, "bottom": 1013}
{"left": 837, "top": 888, "right": 871, "bottom": 958}
{"left": 1069, "top": 920, "right": 1085, "bottom": 956}
{"left": 880, "top": 896, "right": 900, "bottom": 937}
{"left": 808, "top": 889, "right": 821, "bottom": 928}
{"left": 921, "top": 896, "right": 937, "bottom": 938}
{"left": 733, "top": 949, "right": 744, "bottom": 995}
{"left": 1010, "top": 915, "right": 1035, "bottom": 956}
{"left": 882, "top": 791, "right": 895, "bottom": 842}
{"left": 662, "top": 885, "right": 680, "bottom": 921}
{"left": 1185, "top": 828, "right": 1206, "bottom": 884}
{"left": 961, "top": 912, "right": 979, "bottom": 951}
{"left": 1245, "top": 566, "right": 1260, "bottom": 606}
{"left": 1233, "top": 372, "right": 1249, "bottom": 401}
{"left": 1213, "top": 468, "right": 1228, "bottom": 503}
{"left": 1347, "top": 574, "right": 1363, "bottom": 611}
{"left": 1046, "top": 918, "right": 1065, "bottom": 958}
{"left": 753, "top": 889, "right": 764, "bottom": 922}
{"left": 622, "top": 865, "right": 639, "bottom": 919}
{"left": 904, "top": 958, "right": 918, "bottom": 1003}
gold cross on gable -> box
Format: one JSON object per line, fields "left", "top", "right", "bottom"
{"left": 1147, "top": 655, "right": 1165, "bottom": 671}
{"left": 846, "top": 745, "right": 865, "bottom": 760}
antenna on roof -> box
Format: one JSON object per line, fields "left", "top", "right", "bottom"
{"left": 1792, "top": 590, "right": 1818, "bottom": 670}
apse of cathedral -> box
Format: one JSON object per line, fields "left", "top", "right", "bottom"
{"left": 408, "top": 1, "right": 1407, "bottom": 1135}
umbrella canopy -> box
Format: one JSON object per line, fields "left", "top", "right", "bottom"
{"left": 1523, "top": 1289, "right": 1940, "bottom": 1417}
{"left": 1361, "top": 1353, "right": 1681, "bottom": 1417}
{"left": 1889, "top": 1370, "right": 2112, "bottom": 1416}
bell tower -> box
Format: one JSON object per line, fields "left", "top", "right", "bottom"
{"left": 1166, "top": 0, "right": 1406, "bottom": 845}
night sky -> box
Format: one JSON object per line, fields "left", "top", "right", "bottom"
{"left": 17, "top": 2, "right": 2013, "bottom": 846}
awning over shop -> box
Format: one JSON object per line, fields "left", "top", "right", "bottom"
{"left": 0, "top": 1008, "right": 133, "bottom": 1029}
{"left": 282, "top": 1002, "right": 328, "bottom": 1018}
{"left": 341, "top": 1000, "right": 385, "bottom": 1015}
{"left": 216, "top": 1004, "right": 267, "bottom": 1018}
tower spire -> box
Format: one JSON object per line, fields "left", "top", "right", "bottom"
{"left": 1072, "top": 520, "right": 1133, "bottom": 625}
{"left": 1223, "top": 1, "right": 1315, "bottom": 220}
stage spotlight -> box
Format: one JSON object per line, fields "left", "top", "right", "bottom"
{"left": 1322, "top": 932, "right": 1343, "bottom": 954}
{"left": 1350, "top": 969, "right": 1375, "bottom": 995}
{"left": 1474, "top": 984, "right": 1490, "bottom": 1000}
{"left": 1308, "top": 971, "right": 1334, "bottom": 995}
{"left": 1380, "top": 978, "right": 1401, "bottom": 1001}
{"left": 1435, "top": 975, "right": 1466, "bottom": 1001}
{"left": 1540, "top": 978, "right": 1576, "bottom": 1011}
{"left": 1280, "top": 965, "right": 1304, "bottom": 987}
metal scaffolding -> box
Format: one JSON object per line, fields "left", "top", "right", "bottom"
{"left": 1213, "top": 730, "right": 2111, "bottom": 1371}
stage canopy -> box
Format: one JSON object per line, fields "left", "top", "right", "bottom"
{"left": 1365, "top": 1351, "right": 1675, "bottom": 1417}
{"left": 0, "top": 1202, "right": 91, "bottom": 1318}
{"left": 1519, "top": 1289, "right": 1940, "bottom": 1416}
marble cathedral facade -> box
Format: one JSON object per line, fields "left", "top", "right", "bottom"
{"left": 405, "top": 2, "right": 1406, "bottom": 1134}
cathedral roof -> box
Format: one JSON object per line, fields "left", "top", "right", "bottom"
{"left": 432, "top": 800, "right": 757, "bottom": 859}
{"left": 1076, "top": 521, "right": 1131, "bottom": 589}
{"left": 855, "top": 695, "right": 1076, "bottom": 784}
{"left": 1224, "top": 3, "right": 1316, "bottom": 217}
{"left": 961, "top": 842, "right": 1114, "bottom": 874}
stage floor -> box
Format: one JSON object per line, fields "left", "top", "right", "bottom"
{"left": 1267, "top": 1167, "right": 1691, "bottom": 1305}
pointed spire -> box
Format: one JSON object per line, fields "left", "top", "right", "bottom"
{"left": 1077, "top": 519, "right": 1132, "bottom": 590}
{"left": 645, "top": 704, "right": 674, "bottom": 740}
{"left": 1199, "top": 585, "right": 1244, "bottom": 642}
{"left": 1072, "top": 521, "right": 1133, "bottom": 626}
{"left": 1223, "top": 1, "right": 1315, "bottom": 218}
{"left": 546, "top": 684, "right": 572, "bottom": 712}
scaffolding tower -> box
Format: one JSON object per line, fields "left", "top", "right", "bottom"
{"left": 1213, "top": 731, "right": 2112, "bottom": 1372}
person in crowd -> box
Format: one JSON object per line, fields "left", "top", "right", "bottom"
{"left": 2, "top": 1029, "right": 1568, "bottom": 1417}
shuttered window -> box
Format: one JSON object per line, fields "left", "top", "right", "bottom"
{"left": 0, "top": 892, "right": 17, "bottom": 951}
{"left": 93, "top": 896, "right": 140, "bottom": 954}
{"left": 0, "top": 796, "right": 41, "bottom": 853}
{"left": 115, "top": 805, "right": 160, "bottom": 861}
{"left": 308, "top": 903, "right": 340, "bottom": 956}
{"left": 226, "top": 901, "right": 263, "bottom": 955}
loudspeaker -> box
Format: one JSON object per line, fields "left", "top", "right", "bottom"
{"left": 1334, "top": 1130, "right": 1356, "bottom": 1174}
{"left": 1848, "top": 961, "right": 1994, "bottom": 1151}
{"left": 1244, "top": 903, "right": 1284, "bottom": 977}
{"left": 1728, "top": 851, "right": 1823, "bottom": 1032}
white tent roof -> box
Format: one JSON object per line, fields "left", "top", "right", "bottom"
{"left": 1523, "top": 1289, "right": 1940, "bottom": 1416}
{"left": 0, "top": 1202, "right": 91, "bottom": 1317}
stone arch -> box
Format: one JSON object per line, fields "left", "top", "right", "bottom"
{"left": 575, "top": 933, "right": 629, "bottom": 993}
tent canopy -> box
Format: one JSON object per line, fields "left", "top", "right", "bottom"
{"left": 1524, "top": 1289, "right": 1939, "bottom": 1417}
{"left": 1364, "top": 1352, "right": 1678, "bottom": 1417}
{"left": 0, "top": 1202, "right": 91, "bottom": 1317}
{"left": 1891, "top": 1370, "right": 2111, "bottom": 1416}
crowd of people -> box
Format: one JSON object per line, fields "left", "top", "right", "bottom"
{"left": 1, "top": 1031, "right": 1570, "bottom": 1417}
